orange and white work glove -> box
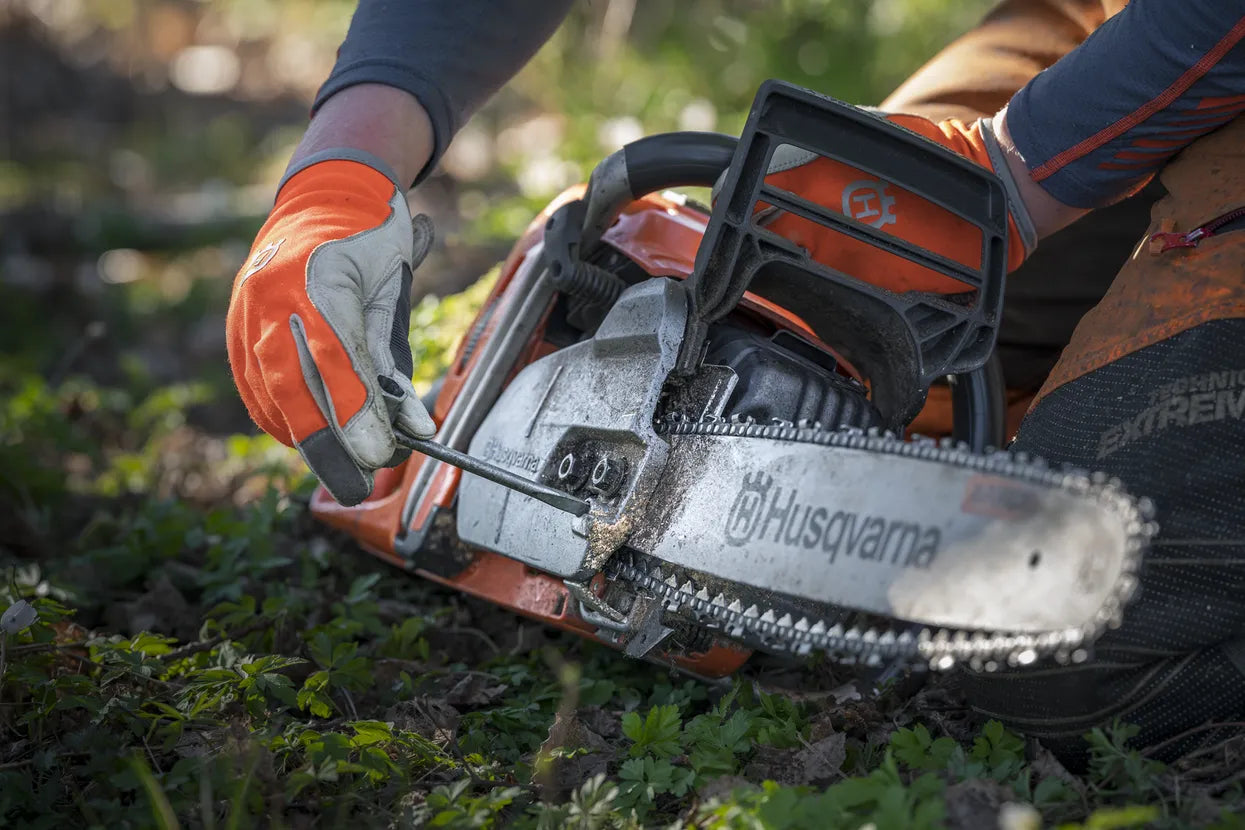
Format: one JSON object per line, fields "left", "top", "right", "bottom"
{"left": 759, "top": 114, "right": 1037, "bottom": 293}
{"left": 226, "top": 151, "right": 437, "bottom": 506}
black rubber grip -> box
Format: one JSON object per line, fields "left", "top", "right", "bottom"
{"left": 622, "top": 132, "right": 738, "bottom": 197}
{"left": 389, "top": 263, "right": 415, "bottom": 378}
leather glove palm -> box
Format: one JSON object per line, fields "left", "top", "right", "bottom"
{"left": 226, "top": 155, "right": 437, "bottom": 506}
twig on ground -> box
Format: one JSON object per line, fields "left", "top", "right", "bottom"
{"left": 509, "top": 624, "right": 528, "bottom": 657}
{"left": 1168, "top": 733, "right": 1245, "bottom": 769}
{"left": 9, "top": 618, "right": 270, "bottom": 664}
{"left": 1177, "top": 761, "right": 1232, "bottom": 780}
{"left": 412, "top": 698, "right": 484, "bottom": 788}
{"left": 340, "top": 688, "right": 359, "bottom": 720}
{"left": 374, "top": 657, "right": 429, "bottom": 672}
{"left": 9, "top": 640, "right": 90, "bottom": 656}
{"left": 143, "top": 734, "right": 163, "bottom": 775}
{"left": 1208, "top": 766, "right": 1245, "bottom": 795}
{"left": 62, "top": 652, "right": 177, "bottom": 688}
{"left": 440, "top": 626, "right": 500, "bottom": 656}
{"left": 379, "top": 665, "right": 498, "bottom": 682}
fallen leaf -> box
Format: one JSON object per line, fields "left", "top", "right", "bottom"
{"left": 441, "top": 672, "right": 508, "bottom": 708}
{"left": 829, "top": 682, "right": 862, "bottom": 704}
{"left": 535, "top": 710, "right": 611, "bottom": 799}
{"left": 385, "top": 697, "right": 460, "bottom": 743}
{"left": 696, "top": 775, "right": 755, "bottom": 804}
{"left": 743, "top": 745, "right": 803, "bottom": 787}
{"left": 578, "top": 705, "right": 622, "bottom": 739}
{"left": 794, "top": 732, "right": 847, "bottom": 783}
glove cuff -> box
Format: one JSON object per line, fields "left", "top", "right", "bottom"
{"left": 976, "top": 117, "right": 1038, "bottom": 260}
{"left": 276, "top": 148, "right": 404, "bottom": 201}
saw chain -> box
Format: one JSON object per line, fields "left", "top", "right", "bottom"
{"left": 602, "top": 416, "right": 1156, "bottom": 673}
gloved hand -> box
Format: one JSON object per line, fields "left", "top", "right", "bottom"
{"left": 761, "top": 114, "right": 1037, "bottom": 293}
{"left": 226, "top": 152, "right": 437, "bottom": 506}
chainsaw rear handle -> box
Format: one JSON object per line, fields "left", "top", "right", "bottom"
{"left": 580, "top": 131, "right": 738, "bottom": 252}
{"left": 953, "top": 355, "right": 1007, "bottom": 451}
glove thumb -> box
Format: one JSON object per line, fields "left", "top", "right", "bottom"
{"left": 377, "top": 212, "right": 438, "bottom": 442}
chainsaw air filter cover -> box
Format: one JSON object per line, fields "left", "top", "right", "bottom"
{"left": 701, "top": 324, "right": 882, "bottom": 431}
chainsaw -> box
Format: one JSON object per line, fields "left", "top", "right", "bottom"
{"left": 311, "top": 81, "right": 1155, "bottom": 678}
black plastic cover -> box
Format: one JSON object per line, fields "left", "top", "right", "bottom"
{"left": 703, "top": 324, "right": 882, "bottom": 430}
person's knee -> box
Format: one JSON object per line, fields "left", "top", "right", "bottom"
{"left": 961, "top": 323, "right": 1245, "bottom": 765}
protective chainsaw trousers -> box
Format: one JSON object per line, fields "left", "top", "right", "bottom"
{"left": 962, "top": 115, "right": 1245, "bottom": 768}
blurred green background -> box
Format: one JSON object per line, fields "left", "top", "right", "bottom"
{"left": 0, "top": 0, "right": 991, "bottom": 525}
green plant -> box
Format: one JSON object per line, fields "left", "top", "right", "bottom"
{"left": 621, "top": 704, "right": 682, "bottom": 758}
{"left": 404, "top": 779, "right": 523, "bottom": 829}
{"left": 297, "top": 633, "right": 375, "bottom": 718}
{"left": 6, "top": 14, "right": 1241, "bottom": 816}
{"left": 615, "top": 756, "right": 695, "bottom": 818}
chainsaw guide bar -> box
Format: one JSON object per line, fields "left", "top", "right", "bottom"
{"left": 603, "top": 417, "right": 1156, "bottom": 672}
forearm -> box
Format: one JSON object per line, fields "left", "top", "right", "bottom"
{"left": 312, "top": 0, "right": 574, "bottom": 188}
{"left": 987, "top": 0, "right": 1245, "bottom": 243}
{"left": 286, "top": 84, "right": 435, "bottom": 191}
{"left": 991, "top": 106, "right": 1091, "bottom": 241}
{"left": 1000, "top": 0, "right": 1245, "bottom": 216}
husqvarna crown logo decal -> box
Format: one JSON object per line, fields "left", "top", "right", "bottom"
{"left": 725, "top": 472, "right": 773, "bottom": 545}
{"left": 723, "top": 470, "right": 940, "bottom": 569}
{"left": 841, "top": 180, "right": 896, "bottom": 229}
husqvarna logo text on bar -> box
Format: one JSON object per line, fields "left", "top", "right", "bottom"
{"left": 724, "top": 471, "right": 939, "bottom": 568}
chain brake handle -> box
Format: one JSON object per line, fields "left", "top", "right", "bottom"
{"left": 680, "top": 80, "right": 1010, "bottom": 444}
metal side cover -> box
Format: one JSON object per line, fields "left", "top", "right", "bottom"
{"left": 456, "top": 278, "right": 687, "bottom": 580}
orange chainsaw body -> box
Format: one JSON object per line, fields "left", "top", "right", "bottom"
{"left": 310, "top": 185, "right": 984, "bottom": 677}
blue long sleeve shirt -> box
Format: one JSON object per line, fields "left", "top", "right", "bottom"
{"left": 315, "top": 1, "right": 1245, "bottom": 205}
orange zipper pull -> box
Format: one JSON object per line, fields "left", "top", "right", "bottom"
{"left": 1149, "top": 206, "right": 1245, "bottom": 254}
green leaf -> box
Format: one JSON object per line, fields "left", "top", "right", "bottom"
{"left": 971, "top": 719, "right": 1025, "bottom": 778}
{"left": 622, "top": 704, "right": 683, "bottom": 759}
{"left": 750, "top": 689, "right": 805, "bottom": 748}
{"left": 344, "top": 573, "right": 382, "bottom": 604}
{"left": 350, "top": 720, "right": 394, "bottom": 747}
{"left": 683, "top": 707, "right": 754, "bottom": 780}
{"left": 129, "top": 755, "right": 179, "bottom": 830}
{"left": 1034, "top": 775, "right": 1070, "bottom": 806}
{"left": 297, "top": 672, "right": 335, "bottom": 718}
{"left": 891, "top": 724, "right": 957, "bottom": 772}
